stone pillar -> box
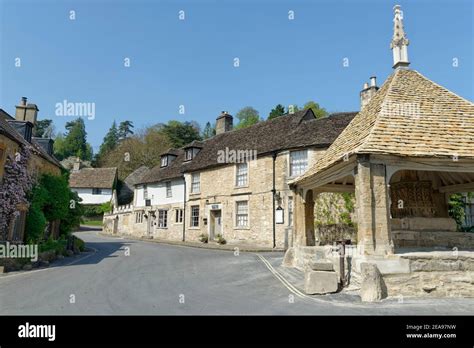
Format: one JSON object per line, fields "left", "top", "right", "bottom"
{"left": 355, "top": 155, "right": 393, "bottom": 255}
{"left": 293, "top": 188, "right": 316, "bottom": 246}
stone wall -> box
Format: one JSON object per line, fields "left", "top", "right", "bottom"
{"left": 183, "top": 148, "right": 326, "bottom": 248}
{"left": 315, "top": 224, "right": 357, "bottom": 245}
{"left": 392, "top": 230, "right": 474, "bottom": 249}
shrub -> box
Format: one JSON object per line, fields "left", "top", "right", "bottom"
{"left": 199, "top": 233, "right": 208, "bottom": 243}
{"left": 82, "top": 204, "right": 104, "bottom": 217}
{"left": 39, "top": 237, "right": 67, "bottom": 256}
{"left": 216, "top": 234, "right": 226, "bottom": 245}
{"left": 74, "top": 237, "right": 85, "bottom": 252}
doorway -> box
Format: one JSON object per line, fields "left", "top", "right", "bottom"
{"left": 210, "top": 210, "right": 222, "bottom": 240}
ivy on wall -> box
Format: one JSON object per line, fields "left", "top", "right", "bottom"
{"left": 314, "top": 192, "right": 356, "bottom": 227}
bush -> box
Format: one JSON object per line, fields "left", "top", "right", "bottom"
{"left": 82, "top": 204, "right": 104, "bottom": 217}
{"left": 39, "top": 237, "right": 67, "bottom": 256}
{"left": 199, "top": 233, "right": 208, "bottom": 243}
{"left": 216, "top": 234, "right": 226, "bottom": 245}
{"left": 74, "top": 237, "right": 85, "bottom": 252}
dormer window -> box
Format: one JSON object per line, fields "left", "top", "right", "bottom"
{"left": 184, "top": 147, "right": 201, "bottom": 161}
{"left": 161, "top": 156, "right": 168, "bottom": 167}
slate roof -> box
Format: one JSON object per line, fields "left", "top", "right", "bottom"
{"left": 0, "top": 109, "right": 62, "bottom": 168}
{"left": 294, "top": 69, "right": 474, "bottom": 186}
{"left": 69, "top": 167, "right": 117, "bottom": 189}
{"left": 140, "top": 150, "right": 185, "bottom": 184}
{"left": 139, "top": 109, "right": 356, "bottom": 184}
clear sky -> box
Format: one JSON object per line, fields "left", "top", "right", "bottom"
{"left": 1, "top": 0, "right": 472, "bottom": 152}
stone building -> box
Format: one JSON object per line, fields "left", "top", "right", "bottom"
{"left": 286, "top": 5, "right": 474, "bottom": 299}
{"left": 0, "top": 98, "right": 62, "bottom": 242}
{"left": 104, "top": 110, "right": 356, "bottom": 247}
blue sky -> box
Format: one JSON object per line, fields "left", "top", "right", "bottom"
{"left": 1, "top": 0, "right": 472, "bottom": 152}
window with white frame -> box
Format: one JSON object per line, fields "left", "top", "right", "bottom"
{"left": 235, "top": 163, "right": 248, "bottom": 187}
{"left": 190, "top": 205, "right": 199, "bottom": 227}
{"left": 235, "top": 201, "right": 249, "bottom": 227}
{"left": 185, "top": 149, "right": 193, "bottom": 161}
{"left": 135, "top": 211, "right": 144, "bottom": 224}
{"left": 191, "top": 173, "right": 200, "bottom": 193}
{"left": 175, "top": 209, "right": 184, "bottom": 223}
{"left": 288, "top": 196, "right": 294, "bottom": 226}
{"left": 158, "top": 210, "right": 168, "bottom": 228}
{"left": 166, "top": 181, "right": 172, "bottom": 197}
{"left": 160, "top": 156, "right": 168, "bottom": 167}
{"left": 289, "top": 150, "right": 308, "bottom": 177}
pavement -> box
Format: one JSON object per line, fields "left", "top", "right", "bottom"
{"left": 0, "top": 228, "right": 473, "bottom": 315}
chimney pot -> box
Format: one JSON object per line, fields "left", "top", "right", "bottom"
{"left": 21, "top": 97, "right": 27, "bottom": 106}
{"left": 363, "top": 82, "right": 369, "bottom": 89}
{"left": 370, "top": 76, "right": 377, "bottom": 87}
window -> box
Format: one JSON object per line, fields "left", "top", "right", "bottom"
{"left": 175, "top": 209, "right": 184, "bottom": 223}
{"left": 288, "top": 196, "right": 294, "bottom": 226}
{"left": 135, "top": 211, "right": 144, "bottom": 224}
{"left": 166, "top": 181, "right": 172, "bottom": 197}
{"left": 190, "top": 205, "right": 199, "bottom": 227}
{"left": 191, "top": 173, "right": 200, "bottom": 193}
{"left": 289, "top": 150, "right": 308, "bottom": 177}
{"left": 160, "top": 156, "right": 168, "bottom": 167}
{"left": 236, "top": 201, "right": 249, "bottom": 227}
{"left": 235, "top": 163, "right": 248, "bottom": 187}
{"left": 143, "top": 185, "right": 148, "bottom": 200}
{"left": 92, "top": 188, "right": 102, "bottom": 195}
{"left": 185, "top": 149, "right": 193, "bottom": 161}
{"left": 158, "top": 210, "right": 168, "bottom": 228}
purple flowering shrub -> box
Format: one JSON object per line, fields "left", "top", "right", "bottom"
{"left": 0, "top": 145, "right": 33, "bottom": 240}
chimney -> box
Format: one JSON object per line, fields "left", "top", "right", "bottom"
{"left": 15, "top": 97, "right": 39, "bottom": 126}
{"left": 360, "top": 76, "right": 379, "bottom": 110}
{"left": 215, "top": 111, "right": 233, "bottom": 135}
{"left": 73, "top": 158, "right": 81, "bottom": 172}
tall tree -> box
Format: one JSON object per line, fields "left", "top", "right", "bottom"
{"left": 268, "top": 104, "right": 286, "bottom": 120}
{"left": 202, "top": 122, "right": 216, "bottom": 139}
{"left": 235, "top": 106, "right": 260, "bottom": 129}
{"left": 33, "top": 119, "right": 54, "bottom": 138}
{"left": 118, "top": 120, "right": 134, "bottom": 140}
{"left": 53, "top": 118, "right": 91, "bottom": 161}
{"left": 303, "top": 101, "right": 328, "bottom": 119}
{"left": 159, "top": 120, "right": 202, "bottom": 148}
{"left": 97, "top": 120, "right": 119, "bottom": 161}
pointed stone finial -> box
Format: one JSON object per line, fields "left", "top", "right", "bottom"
{"left": 391, "top": 5, "right": 410, "bottom": 69}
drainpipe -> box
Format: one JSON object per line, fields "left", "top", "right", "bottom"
{"left": 272, "top": 152, "right": 277, "bottom": 248}
{"left": 182, "top": 175, "right": 186, "bottom": 242}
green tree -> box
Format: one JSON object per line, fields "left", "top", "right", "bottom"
{"left": 235, "top": 106, "right": 260, "bottom": 129}
{"left": 202, "top": 122, "right": 216, "bottom": 139}
{"left": 268, "top": 104, "right": 286, "bottom": 120}
{"left": 303, "top": 101, "right": 328, "bottom": 119}
{"left": 159, "top": 120, "right": 202, "bottom": 148}
{"left": 97, "top": 120, "right": 119, "bottom": 162}
{"left": 33, "top": 119, "right": 54, "bottom": 138}
{"left": 53, "top": 118, "right": 92, "bottom": 161}
{"left": 118, "top": 120, "right": 134, "bottom": 140}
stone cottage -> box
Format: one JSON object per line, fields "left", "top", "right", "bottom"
{"left": 104, "top": 110, "right": 356, "bottom": 247}
{"left": 0, "top": 97, "right": 62, "bottom": 242}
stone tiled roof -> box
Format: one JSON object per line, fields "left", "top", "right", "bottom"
{"left": 181, "top": 109, "right": 356, "bottom": 173}
{"left": 295, "top": 69, "right": 474, "bottom": 186}
{"left": 139, "top": 110, "right": 356, "bottom": 184}
{"left": 0, "top": 109, "right": 62, "bottom": 168}
{"left": 140, "top": 150, "right": 185, "bottom": 184}
{"left": 69, "top": 167, "right": 117, "bottom": 189}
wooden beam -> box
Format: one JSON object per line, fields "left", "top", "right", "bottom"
{"left": 439, "top": 182, "right": 474, "bottom": 193}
